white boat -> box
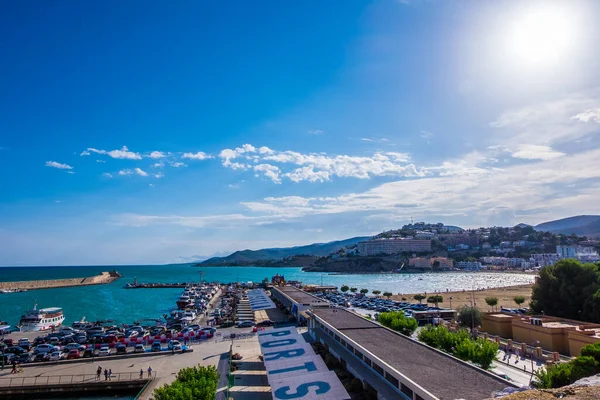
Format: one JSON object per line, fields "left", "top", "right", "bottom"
{"left": 18, "top": 305, "right": 65, "bottom": 332}
{"left": 0, "top": 321, "right": 11, "bottom": 334}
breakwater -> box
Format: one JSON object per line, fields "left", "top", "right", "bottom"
{"left": 0, "top": 271, "right": 121, "bottom": 291}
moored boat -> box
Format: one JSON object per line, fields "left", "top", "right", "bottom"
{"left": 18, "top": 304, "right": 65, "bottom": 332}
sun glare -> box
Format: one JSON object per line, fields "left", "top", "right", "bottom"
{"left": 507, "top": 4, "right": 575, "bottom": 67}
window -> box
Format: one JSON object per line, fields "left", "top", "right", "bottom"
{"left": 385, "top": 372, "right": 399, "bottom": 388}
{"left": 401, "top": 384, "right": 414, "bottom": 398}
{"left": 372, "top": 363, "right": 384, "bottom": 376}
{"left": 340, "top": 339, "right": 346, "bottom": 346}
{"left": 415, "top": 395, "right": 425, "bottom": 400}
{"left": 334, "top": 334, "right": 340, "bottom": 342}
{"left": 364, "top": 357, "right": 372, "bottom": 367}
{"left": 346, "top": 343, "right": 354, "bottom": 352}
{"left": 354, "top": 350, "right": 363, "bottom": 359}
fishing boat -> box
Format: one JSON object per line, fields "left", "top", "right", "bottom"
{"left": 0, "top": 321, "right": 12, "bottom": 334}
{"left": 18, "top": 304, "right": 65, "bottom": 332}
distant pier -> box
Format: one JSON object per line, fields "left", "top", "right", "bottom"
{"left": 0, "top": 271, "right": 121, "bottom": 291}
{"left": 124, "top": 282, "right": 191, "bottom": 289}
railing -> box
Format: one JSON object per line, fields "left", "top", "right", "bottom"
{"left": 0, "top": 371, "right": 155, "bottom": 387}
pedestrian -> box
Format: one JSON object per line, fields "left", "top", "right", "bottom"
{"left": 140, "top": 369, "right": 144, "bottom": 379}
{"left": 104, "top": 369, "right": 109, "bottom": 381}
{"left": 11, "top": 360, "right": 17, "bottom": 374}
{"left": 97, "top": 366, "right": 102, "bottom": 380}
{"left": 147, "top": 366, "right": 153, "bottom": 378}
{"left": 108, "top": 369, "right": 112, "bottom": 380}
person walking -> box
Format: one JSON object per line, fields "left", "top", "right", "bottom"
{"left": 10, "top": 360, "right": 17, "bottom": 374}
{"left": 139, "top": 369, "right": 144, "bottom": 379}
{"left": 96, "top": 366, "right": 102, "bottom": 380}
{"left": 108, "top": 368, "right": 112, "bottom": 380}
{"left": 147, "top": 366, "right": 153, "bottom": 378}
{"left": 104, "top": 369, "right": 109, "bottom": 381}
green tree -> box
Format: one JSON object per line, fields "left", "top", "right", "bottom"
{"left": 153, "top": 365, "right": 219, "bottom": 400}
{"left": 340, "top": 285, "right": 349, "bottom": 293}
{"left": 531, "top": 259, "right": 600, "bottom": 322}
{"left": 383, "top": 292, "right": 393, "bottom": 299}
{"left": 457, "top": 306, "right": 482, "bottom": 329}
{"left": 377, "top": 311, "right": 418, "bottom": 336}
{"left": 427, "top": 295, "right": 443, "bottom": 307}
{"left": 360, "top": 288, "right": 369, "bottom": 294}
{"left": 485, "top": 297, "right": 499, "bottom": 311}
{"left": 350, "top": 287, "right": 358, "bottom": 293}
{"left": 413, "top": 294, "right": 426, "bottom": 304}
{"left": 513, "top": 296, "right": 526, "bottom": 307}
{"left": 372, "top": 290, "right": 382, "bottom": 297}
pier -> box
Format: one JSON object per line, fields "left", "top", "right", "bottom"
{"left": 0, "top": 271, "right": 121, "bottom": 292}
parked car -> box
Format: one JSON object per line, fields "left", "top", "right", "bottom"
{"left": 48, "top": 337, "right": 60, "bottom": 346}
{"left": 168, "top": 340, "right": 182, "bottom": 351}
{"left": 82, "top": 348, "right": 95, "bottom": 358}
{"left": 151, "top": 341, "right": 162, "bottom": 352}
{"left": 134, "top": 344, "right": 146, "bottom": 353}
{"left": 116, "top": 344, "right": 127, "bottom": 355}
{"left": 17, "top": 339, "right": 32, "bottom": 351}
{"left": 33, "top": 353, "right": 47, "bottom": 362}
{"left": 45, "top": 351, "right": 64, "bottom": 361}
{"left": 18, "top": 353, "right": 33, "bottom": 363}
{"left": 201, "top": 327, "right": 217, "bottom": 334}
{"left": 98, "top": 345, "right": 111, "bottom": 356}
{"left": 66, "top": 349, "right": 80, "bottom": 359}
{"left": 4, "top": 346, "right": 28, "bottom": 355}
{"left": 64, "top": 343, "right": 86, "bottom": 352}
{"left": 236, "top": 321, "right": 254, "bottom": 328}
{"left": 1, "top": 353, "right": 16, "bottom": 364}
{"left": 257, "top": 320, "right": 274, "bottom": 327}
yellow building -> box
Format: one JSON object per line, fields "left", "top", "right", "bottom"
{"left": 481, "top": 313, "right": 600, "bottom": 356}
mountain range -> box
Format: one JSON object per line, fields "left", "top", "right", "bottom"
{"left": 534, "top": 215, "right": 600, "bottom": 237}
{"left": 197, "top": 236, "right": 370, "bottom": 266}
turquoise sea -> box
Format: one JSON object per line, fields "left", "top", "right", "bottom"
{"left": 0, "top": 265, "right": 535, "bottom": 327}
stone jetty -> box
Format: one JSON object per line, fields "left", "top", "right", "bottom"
{"left": 0, "top": 270, "right": 121, "bottom": 291}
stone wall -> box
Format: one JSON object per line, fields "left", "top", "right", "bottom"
{"left": 0, "top": 272, "right": 118, "bottom": 290}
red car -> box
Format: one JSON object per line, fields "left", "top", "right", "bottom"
{"left": 66, "top": 349, "right": 80, "bottom": 359}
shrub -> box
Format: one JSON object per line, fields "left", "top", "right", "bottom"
{"left": 377, "top": 311, "right": 418, "bottom": 336}
{"left": 457, "top": 306, "right": 482, "bottom": 328}
{"left": 153, "top": 365, "right": 219, "bottom": 400}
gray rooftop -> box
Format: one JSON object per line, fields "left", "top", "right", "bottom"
{"left": 274, "top": 286, "right": 330, "bottom": 306}
{"left": 312, "top": 308, "right": 511, "bottom": 400}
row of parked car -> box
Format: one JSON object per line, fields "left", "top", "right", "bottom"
{"left": 1, "top": 322, "right": 217, "bottom": 365}
{"left": 314, "top": 291, "right": 445, "bottom": 316}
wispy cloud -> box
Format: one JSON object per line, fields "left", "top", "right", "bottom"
{"left": 182, "top": 151, "right": 212, "bottom": 160}
{"left": 170, "top": 162, "right": 186, "bottom": 168}
{"left": 45, "top": 161, "right": 73, "bottom": 170}
{"left": 86, "top": 146, "right": 142, "bottom": 160}
{"left": 254, "top": 164, "right": 281, "bottom": 184}
{"left": 571, "top": 108, "right": 600, "bottom": 123}
{"left": 148, "top": 151, "right": 167, "bottom": 159}
{"left": 308, "top": 129, "right": 324, "bottom": 135}
{"left": 510, "top": 145, "right": 565, "bottom": 160}
{"left": 419, "top": 130, "right": 435, "bottom": 142}
{"left": 102, "top": 173, "right": 113, "bottom": 178}
{"left": 118, "top": 168, "right": 149, "bottom": 177}
{"left": 360, "top": 137, "right": 389, "bottom": 143}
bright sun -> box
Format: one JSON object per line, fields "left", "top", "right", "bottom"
{"left": 507, "top": 4, "right": 575, "bottom": 67}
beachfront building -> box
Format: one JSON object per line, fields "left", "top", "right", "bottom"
{"left": 481, "top": 313, "right": 600, "bottom": 356}
{"left": 556, "top": 245, "right": 600, "bottom": 262}
{"left": 409, "top": 257, "right": 453, "bottom": 270}
{"left": 357, "top": 238, "right": 432, "bottom": 256}
{"left": 308, "top": 308, "right": 512, "bottom": 400}
{"left": 455, "top": 261, "right": 483, "bottom": 270}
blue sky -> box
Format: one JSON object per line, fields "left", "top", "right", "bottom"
{"left": 1, "top": 0, "right": 600, "bottom": 265}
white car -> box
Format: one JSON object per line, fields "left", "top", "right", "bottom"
{"left": 98, "top": 346, "right": 111, "bottom": 356}
{"left": 201, "top": 327, "right": 217, "bottom": 334}
{"left": 169, "top": 340, "right": 182, "bottom": 351}
{"left": 34, "top": 344, "right": 55, "bottom": 354}
{"left": 64, "top": 343, "right": 85, "bottom": 351}
{"left": 46, "top": 351, "right": 64, "bottom": 361}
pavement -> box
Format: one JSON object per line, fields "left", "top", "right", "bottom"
{"left": 490, "top": 349, "right": 546, "bottom": 387}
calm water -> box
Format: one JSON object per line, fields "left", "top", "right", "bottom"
{"left": 0, "top": 265, "right": 535, "bottom": 327}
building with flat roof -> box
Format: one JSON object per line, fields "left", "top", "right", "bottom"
{"left": 358, "top": 238, "right": 432, "bottom": 256}
{"left": 309, "top": 308, "right": 512, "bottom": 400}
{"left": 270, "top": 285, "right": 331, "bottom": 321}
{"left": 481, "top": 312, "right": 600, "bottom": 356}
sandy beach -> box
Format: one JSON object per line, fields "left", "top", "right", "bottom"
{"left": 392, "top": 284, "right": 534, "bottom": 312}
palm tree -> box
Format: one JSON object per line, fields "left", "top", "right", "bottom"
{"left": 383, "top": 292, "right": 393, "bottom": 299}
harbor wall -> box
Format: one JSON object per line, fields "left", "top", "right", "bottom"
{"left": 0, "top": 271, "right": 120, "bottom": 291}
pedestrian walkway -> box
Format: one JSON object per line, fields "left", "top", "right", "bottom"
{"left": 496, "top": 349, "right": 546, "bottom": 374}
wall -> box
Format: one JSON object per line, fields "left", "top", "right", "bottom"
{"left": 0, "top": 272, "right": 117, "bottom": 290}
{"left": 481, "top": 313, "right": 515, "bottom": 338}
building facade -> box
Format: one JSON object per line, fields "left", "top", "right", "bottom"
{"left": 358, "top": 239, "right": 432, "bottom": 256}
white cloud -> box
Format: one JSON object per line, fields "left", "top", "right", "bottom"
{"left": 96, "top": 160, "right": 106, "bottom": 163}
{"left": 45, "top": 161, "right": 73, "bottom": 170}
{"left": 149, "top": 183, "right": 155, "bottom": 188}
{"left": 152, "top": 162, "right": 165, "bottom": 168}
{"left": 87, "top": 146, "right": 142, "bottom": 160}
{"left": 360, "top": 137, "right": 389, "bottom": 143}
{"left": 253, "top": 164, "right": 281, "bottom": 184}
{"left": 510, "top": 145, "right": 565, "bottom": 160}
{"left": 118, "top": 168, "right": 148, "bottom": 177}
{"left": 154, "top": 173, "right": 164, "bottom": 178}
{"left": 571, "top": 108, "right": 600, "bottom": 123}
{"left": 218, "top": 144, "right": 422, "bottom": 183}
{"left": 102, "top": 173, "right": 113, "bottom": 178}
{"left": 420, "top": 130, "right": 435, "bottom": 142}
{"left": 80, "top": 150, "right": 91, "bottom": 156}
{"left": 182, "top": 151, "right": 212, "bottom": 160}
{"left": 170, "top": 162, "right": 186, "bottom": 168}
{"left": 308, "top": 129, "right": 323, "bottom": 135}
{"left": 149, "top": 151, "right": 167, "bottom": 159}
